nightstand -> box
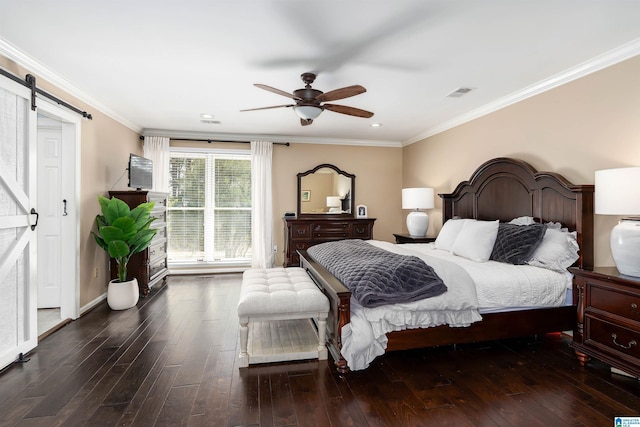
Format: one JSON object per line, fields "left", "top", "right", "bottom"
{"left": 570, "top": 267, "right": 640, "bottom": 378}
{"left": 393, "top": 233, "right": 436, "bottom": 244}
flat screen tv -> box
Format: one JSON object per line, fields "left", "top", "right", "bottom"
{"left": 128, "top": 154, "right": 153, "bottom": 190}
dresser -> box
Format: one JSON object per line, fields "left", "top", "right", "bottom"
{"left": 283, "top": 217, "right": 376, "bottom": 267}
{"left": 108, "top": 191, "right": 169, "bottom": 296}
{"left": 570, "top": 267, "right": 640, "bottom": 377}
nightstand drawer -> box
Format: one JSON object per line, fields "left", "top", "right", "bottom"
{"left": 589, "top": 283, "right": 640, "bottom": 322}
{"left": 585, "top": 316, "right": 640, "bottom": 361}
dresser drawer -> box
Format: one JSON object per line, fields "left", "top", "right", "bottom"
{"left": 312, "top": 222, "right": 350, "bottom": 239}
{"left": 585, "top": 316, "right": 640, "bottom": 362}
{"left": 588, "top": 282, "right": 640, "bottom": 323}
{"left": 149, "top": 239, "right": 166, "bottom": 263}
{"left": 290, "top": 223, "right": 312, "bottom": 240}
{"left": 353, "top": 222, "right": 372, "bottom": 238}
{"left": 148, "top": 192, "right": 168, "bottom": 205}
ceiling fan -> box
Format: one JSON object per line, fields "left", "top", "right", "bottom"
{"left": 241, "top": 72, "right": 374, "bottom": 126}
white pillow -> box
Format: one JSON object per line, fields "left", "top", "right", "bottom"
{"left": 509, "top": 216, "right": 537, "bottom": 226}
{"left": 527, "top": 228, "right": 579, "bottom": 272}
{"left": 434, "top": 218, "right": 471, "bottom": 251}
{"left": 451, "top": 219, "right": 500, "bottom": 262}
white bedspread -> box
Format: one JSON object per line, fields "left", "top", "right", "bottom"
{"left": 339, "top": 240, "right": 570, "bottom": 371}
{"left": 402, "top": 243, "right": 570, "bottom": 310}
{"left": 341, "top": 240, "right": 481, "bottom": 370}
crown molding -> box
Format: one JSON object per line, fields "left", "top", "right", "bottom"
{"left": 142, "top": 129, "right": 403, "bottom": 147}
{"left": 403, "top": 38, "right": 640, "bottom": 146}
{"left": 0, "top": 37, "right": 142, "bottom": 133}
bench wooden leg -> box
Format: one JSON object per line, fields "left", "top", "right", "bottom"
{"left": 238, "top": 318, "right": 249, "bottom": 368}
{"left": 317, "top": 314, "right": 328, "bottom": 360}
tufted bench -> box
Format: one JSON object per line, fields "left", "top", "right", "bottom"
{"left": 237, "top": 267, "right": 329, "bottom": 367}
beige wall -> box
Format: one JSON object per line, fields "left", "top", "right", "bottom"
{"left": 0, "top": 55, "right": 141, "bottom": 307}
{"left": 171, "top": 140, "right": 404, "bottom": 266}
{"left": 403, "top": 55, "right": 640, "bottom": 267}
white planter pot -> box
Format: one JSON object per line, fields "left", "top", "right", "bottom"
{"left": 107, "top": 278, "right": 139, "bottom": 310}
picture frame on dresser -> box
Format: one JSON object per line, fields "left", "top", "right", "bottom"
{"left": 356, "top": 205, "right": 367, "bottom": 218}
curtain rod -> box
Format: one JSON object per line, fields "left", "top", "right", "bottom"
{"left": 139, "top": 136, "right": 290, "bottom": 146}
{"left": 0, "top": 68, "right": 93, "bottom": 119}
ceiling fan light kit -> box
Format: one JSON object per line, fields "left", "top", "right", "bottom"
{"left": 242, "top": 72, "right": 373, "bottom": 125}
{"left": 293, "top": 105, "right": 323, "bottom": 120}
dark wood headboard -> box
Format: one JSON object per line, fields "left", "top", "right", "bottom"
{"left": 439, "top": 158, "right": 594, "bottom": 270}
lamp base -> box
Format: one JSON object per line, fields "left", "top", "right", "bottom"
{"left": 610, "top": 219, "right": 640, "bottom": 277}
{"left": 406, "top": 211, "right": 429, "bottom": 237}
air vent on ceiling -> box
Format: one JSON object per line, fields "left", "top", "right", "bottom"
{"left": 446, "top": 87, "right": 474, "bottom": 98}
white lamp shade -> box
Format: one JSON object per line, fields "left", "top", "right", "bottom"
{"left": 402, "top": 188, "right": 435, "bottom": 209}
{"left": 293, "top": 105, "right": 322, "bottom": 120}
{"left": 326, "top": 196, "right": 341, "bottom": 207}
{"left": 595, "top": 167, "right": 640, "bottom": 215}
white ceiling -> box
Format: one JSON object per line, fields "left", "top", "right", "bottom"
{"left": 1, "top": 0, "right": 639, "bottom": 146}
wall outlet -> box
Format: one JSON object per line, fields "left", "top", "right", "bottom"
{"left": 94, "top": 267, "right": 99, "bottom": 278}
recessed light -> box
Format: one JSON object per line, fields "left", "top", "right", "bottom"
{"left": 371, "top": 123, "right": 382, "bottom": 127}
{"left": 200, "top": 113, "right": 214, "bottom": 119}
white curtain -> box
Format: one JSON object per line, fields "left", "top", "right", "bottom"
{"left": 251, "top": 140, "right": 274, "bottom": 268}
{"left": 143, "top": 136, "right": 170, "bottom": 192}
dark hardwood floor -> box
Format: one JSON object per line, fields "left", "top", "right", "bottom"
{"left": 1, "top": 274, "right": 639, "bottom": 426}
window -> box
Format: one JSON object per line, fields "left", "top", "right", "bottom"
{"left": 168, "top": 149, "right": 251, "bottom": 265}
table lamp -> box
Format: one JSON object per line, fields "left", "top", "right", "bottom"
{"left": 595, "top": 167, "right": 640, "bottom": 277}
{"left": 402, "top": 187, "right": 434, "bottom": 237}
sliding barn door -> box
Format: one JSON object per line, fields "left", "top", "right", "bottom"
{"left": 0, "top": 78, "right": 38, "bottom": 370}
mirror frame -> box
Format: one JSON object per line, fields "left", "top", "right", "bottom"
{"left": 297, "top": 164, "right": 355, "bottom": 218}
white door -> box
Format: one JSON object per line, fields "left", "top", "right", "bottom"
{"left": 0, "top": 78, "right": 38, "bottom": 370}
{"left": 37, "top": 118, "right": 62, "bottom": 307}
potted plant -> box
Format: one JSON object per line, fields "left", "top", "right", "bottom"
{"left": 92, "top": 195, "right": 157, "bottom": 310}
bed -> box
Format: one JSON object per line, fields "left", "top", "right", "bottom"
{"left": 298, "top": 157, "right": 594, "bottom": 373}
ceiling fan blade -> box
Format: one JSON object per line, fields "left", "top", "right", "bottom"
{"left": 300, "top": 118, "right": 313, "bottom": 126}
{"left": 254, "top": 84, "right": 302, "bottom": 100}
{"left": 323, "top": 104, "right": 374, "bottom": 118}
{"left": 316, "top": 85, "right": 366, "bottom": 102}
{"left": 240, "top": 104, "right": 294, "bottom": 112}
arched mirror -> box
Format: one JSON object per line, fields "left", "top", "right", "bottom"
{"left": 297, "top": 164, "right": 355, "bottom": 218}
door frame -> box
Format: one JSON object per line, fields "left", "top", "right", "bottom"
{"left": 36, "top": 99, "right": 80, "bottom": 321}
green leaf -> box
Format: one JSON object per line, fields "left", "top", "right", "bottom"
{"left": 104, "top": 197, "right": 130, "bottom": 224}
{"left": 91, "top": 232, "right": 108, "bottom": 251}
{"left": 129, "top": 229, "right": 157, "bottom": 254}
{"left": 111, "top": 216, "right": 138, "bottom": 240}
{"left": 107, "top": 240, "right": 130, "bottom": 258}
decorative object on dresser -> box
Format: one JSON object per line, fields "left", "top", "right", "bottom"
{"left": 284, "top": 217, "right": 375, "bottom": 267}
{"left": 594, "top": 167, "right": 640, "bottom": 277}
{"left": 402, "top": 187, "right": 435, "bottom": 237}
{"left": 570, "top": 267, "right": 640, "bottom": 378}
{"left": 393, "top": 233, "right": 436, "bottom": 244}
{"left": 108, "top": 191, "right": 169, "bottom": 297}
{"left": 356, "top": 205, "right": 367, "bottom": 218}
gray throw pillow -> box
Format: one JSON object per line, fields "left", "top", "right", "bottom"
{"left": 490, "top": 223, "right": 547, "bottom": 265}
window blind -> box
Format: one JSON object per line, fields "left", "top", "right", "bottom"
{"left": 168, "top": 151, "right": 251, "bottom": 264}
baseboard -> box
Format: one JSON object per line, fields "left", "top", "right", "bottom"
{"left": 80, "top": 293, "right": 106, "bottom": 316}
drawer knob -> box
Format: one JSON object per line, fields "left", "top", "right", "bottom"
{"left": 611, "top": 333, "right": 637, "bottom": 350}
{"left": 632, "top": 302, "right": 638, "bottom": 312}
